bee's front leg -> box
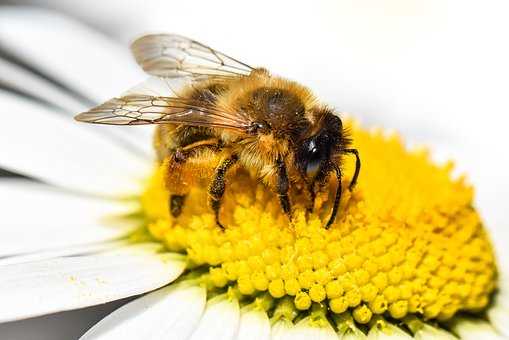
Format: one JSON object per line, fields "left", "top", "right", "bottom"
{"left": 306, "top": 182, "right": 316, "bottom": 214}
{"left": 276, "top": 157, "right": 292, "bottom": 221}
{"left": 343, "top": 148, "right": 361, "bottom": 191}
{"left": 325, "top": 163, "right": 342, "bottom": 229}
{"left": 209, "top": 155, "right": 238, "bottom": 230}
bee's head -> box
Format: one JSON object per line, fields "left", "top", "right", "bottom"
{"left": 295, "top": 109, "right": 347, "bottom": 181}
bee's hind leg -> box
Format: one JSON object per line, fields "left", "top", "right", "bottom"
{"left": 169, "top": 194, "right": 186, "bottom": 217}
{"left": 166, "top": 138, "right": 221, "bottom": 218}
{"left": 209, "top": 155, "right": 238, "bottom": 230}
{"left": 166, "top": 149, "right": 190, "bottom": 218}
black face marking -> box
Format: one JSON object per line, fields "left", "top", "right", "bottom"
{"left": 305, "top": 139, "right": 322, "bottom": 178}
{"left": 299, "top": 136, "right": 330, "bottom": 179}
{"left": 295, "top": 112, "right": 344, "bottom": 181}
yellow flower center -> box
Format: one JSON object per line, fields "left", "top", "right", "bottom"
{"left": 140, "top": 122, "right": 497, "bottom": 324}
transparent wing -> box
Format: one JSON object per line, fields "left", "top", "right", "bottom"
{"left": 75, "top": 95, "right": 252, "bottom": 132}
{"left": 131, "top": 34, "right": 254, "bottom": 79}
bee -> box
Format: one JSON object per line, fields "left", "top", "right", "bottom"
{"left": 75, "top": 34, "right": 360, "bottom": 229}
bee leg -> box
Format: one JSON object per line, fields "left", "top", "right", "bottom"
{"left": 276, "top": 157, "right": 292, "bottom": 221}
{"left": 167, "top": 138, "right": 221, "bottom": 218}
{"left": 326, "top": 163, "right": 342, "bottom": 229}
{"left": 209, "top": 155, "right": 238, "bottom": 230}
{"left": 169, "top": 194, "right": 186, "bottom": 217}
{"left": 344, "top": 148, "right": 361, "bottom": 191}
{"left": 306, "top": 182, "right": 316, "bottom": 213}
{"left": 166, "top": 149, "right": 189, "bottom": 218}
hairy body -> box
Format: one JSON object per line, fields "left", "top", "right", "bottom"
{"left": 75, "top": 34, "right": 360, "bottom": 228}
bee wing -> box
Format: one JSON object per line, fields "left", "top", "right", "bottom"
{"left": 131, "top": 34, "right": 253, "bottom": 79}
{"left": 75, "top": 94, "right": 253, "bottom": 132}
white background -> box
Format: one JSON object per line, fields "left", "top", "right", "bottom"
{"left": 0, "top": 1, "right": 508, "bottom": 339}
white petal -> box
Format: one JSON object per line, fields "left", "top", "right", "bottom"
{"left": 413, "top": 324, "right": 457, "bottom": 340}
{"left": 488, "top": 300, "right": 509, "bottom": 338}
{"left": 450, "top": 318, "right": 505, "bottom": 340}
{"left": 367, "top": 323, "right": 412, "bottom": 339}
{"left": 0, "top": 6, "right": 168, "bottom": 159}
{"left": 0, "top": 180, "right": 137, "bottom": 257}
{"left": 290, "top": 316, "right": 338, "bottom": 340}
{"left": 341, "top": 332, "right": 367, "bottom": 340}
{"left": 0, "top": 56, "right": 153, "bottom": 160}
{"left": 0, "top": 92, "right": 151, "bottom": 196}
{"left": 0, "top": 240, "right": 126, "bottom": 266}
{"left": 80, "top": 283, "right": 206, "bottom": 340}
{"left": 0, "top": 7, "right": 155, "bottom": 159}
{"left": 334, "top": 314, "right": 367, "bottom": 340}
{"left": 496, "top": 270, "right": 509, "bottom": 303}
{"left": 237, "top": 307, "right": 270, "bottom": 340}
{"left": 0, "top": 7, "right": 144, "bottom": 103}
{"left": 271, "top": 319, "right": 294, "bottom": 340}
{"left": 0, "top": 6, "right": 156, "bottom": 157}
{"left": 0, "top": 244, "right": 185, "bottom": 322}
{"left": 0, "top": 57, "right": 85, "bottom": 113}
{"left": 188, "top": 295, "right": 240, "bottom": 340}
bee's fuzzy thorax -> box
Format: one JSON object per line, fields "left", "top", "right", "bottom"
{"left": 214, "top": 69, "right": 319, "bottom": 123}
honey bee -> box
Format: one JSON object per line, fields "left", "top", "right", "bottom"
{"left": 75, "top": 34, "right": 360, "bottom": 229}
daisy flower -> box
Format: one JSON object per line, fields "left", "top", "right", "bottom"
{"left": 1, "top": 6, "right": 509, "bottom": 340}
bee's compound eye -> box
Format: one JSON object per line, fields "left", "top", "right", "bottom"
{"left": 307, "top": 139, "right": 317, "bottom": 153}
{"left": 305, "top": 140, "right": 322, "bottom": 178}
